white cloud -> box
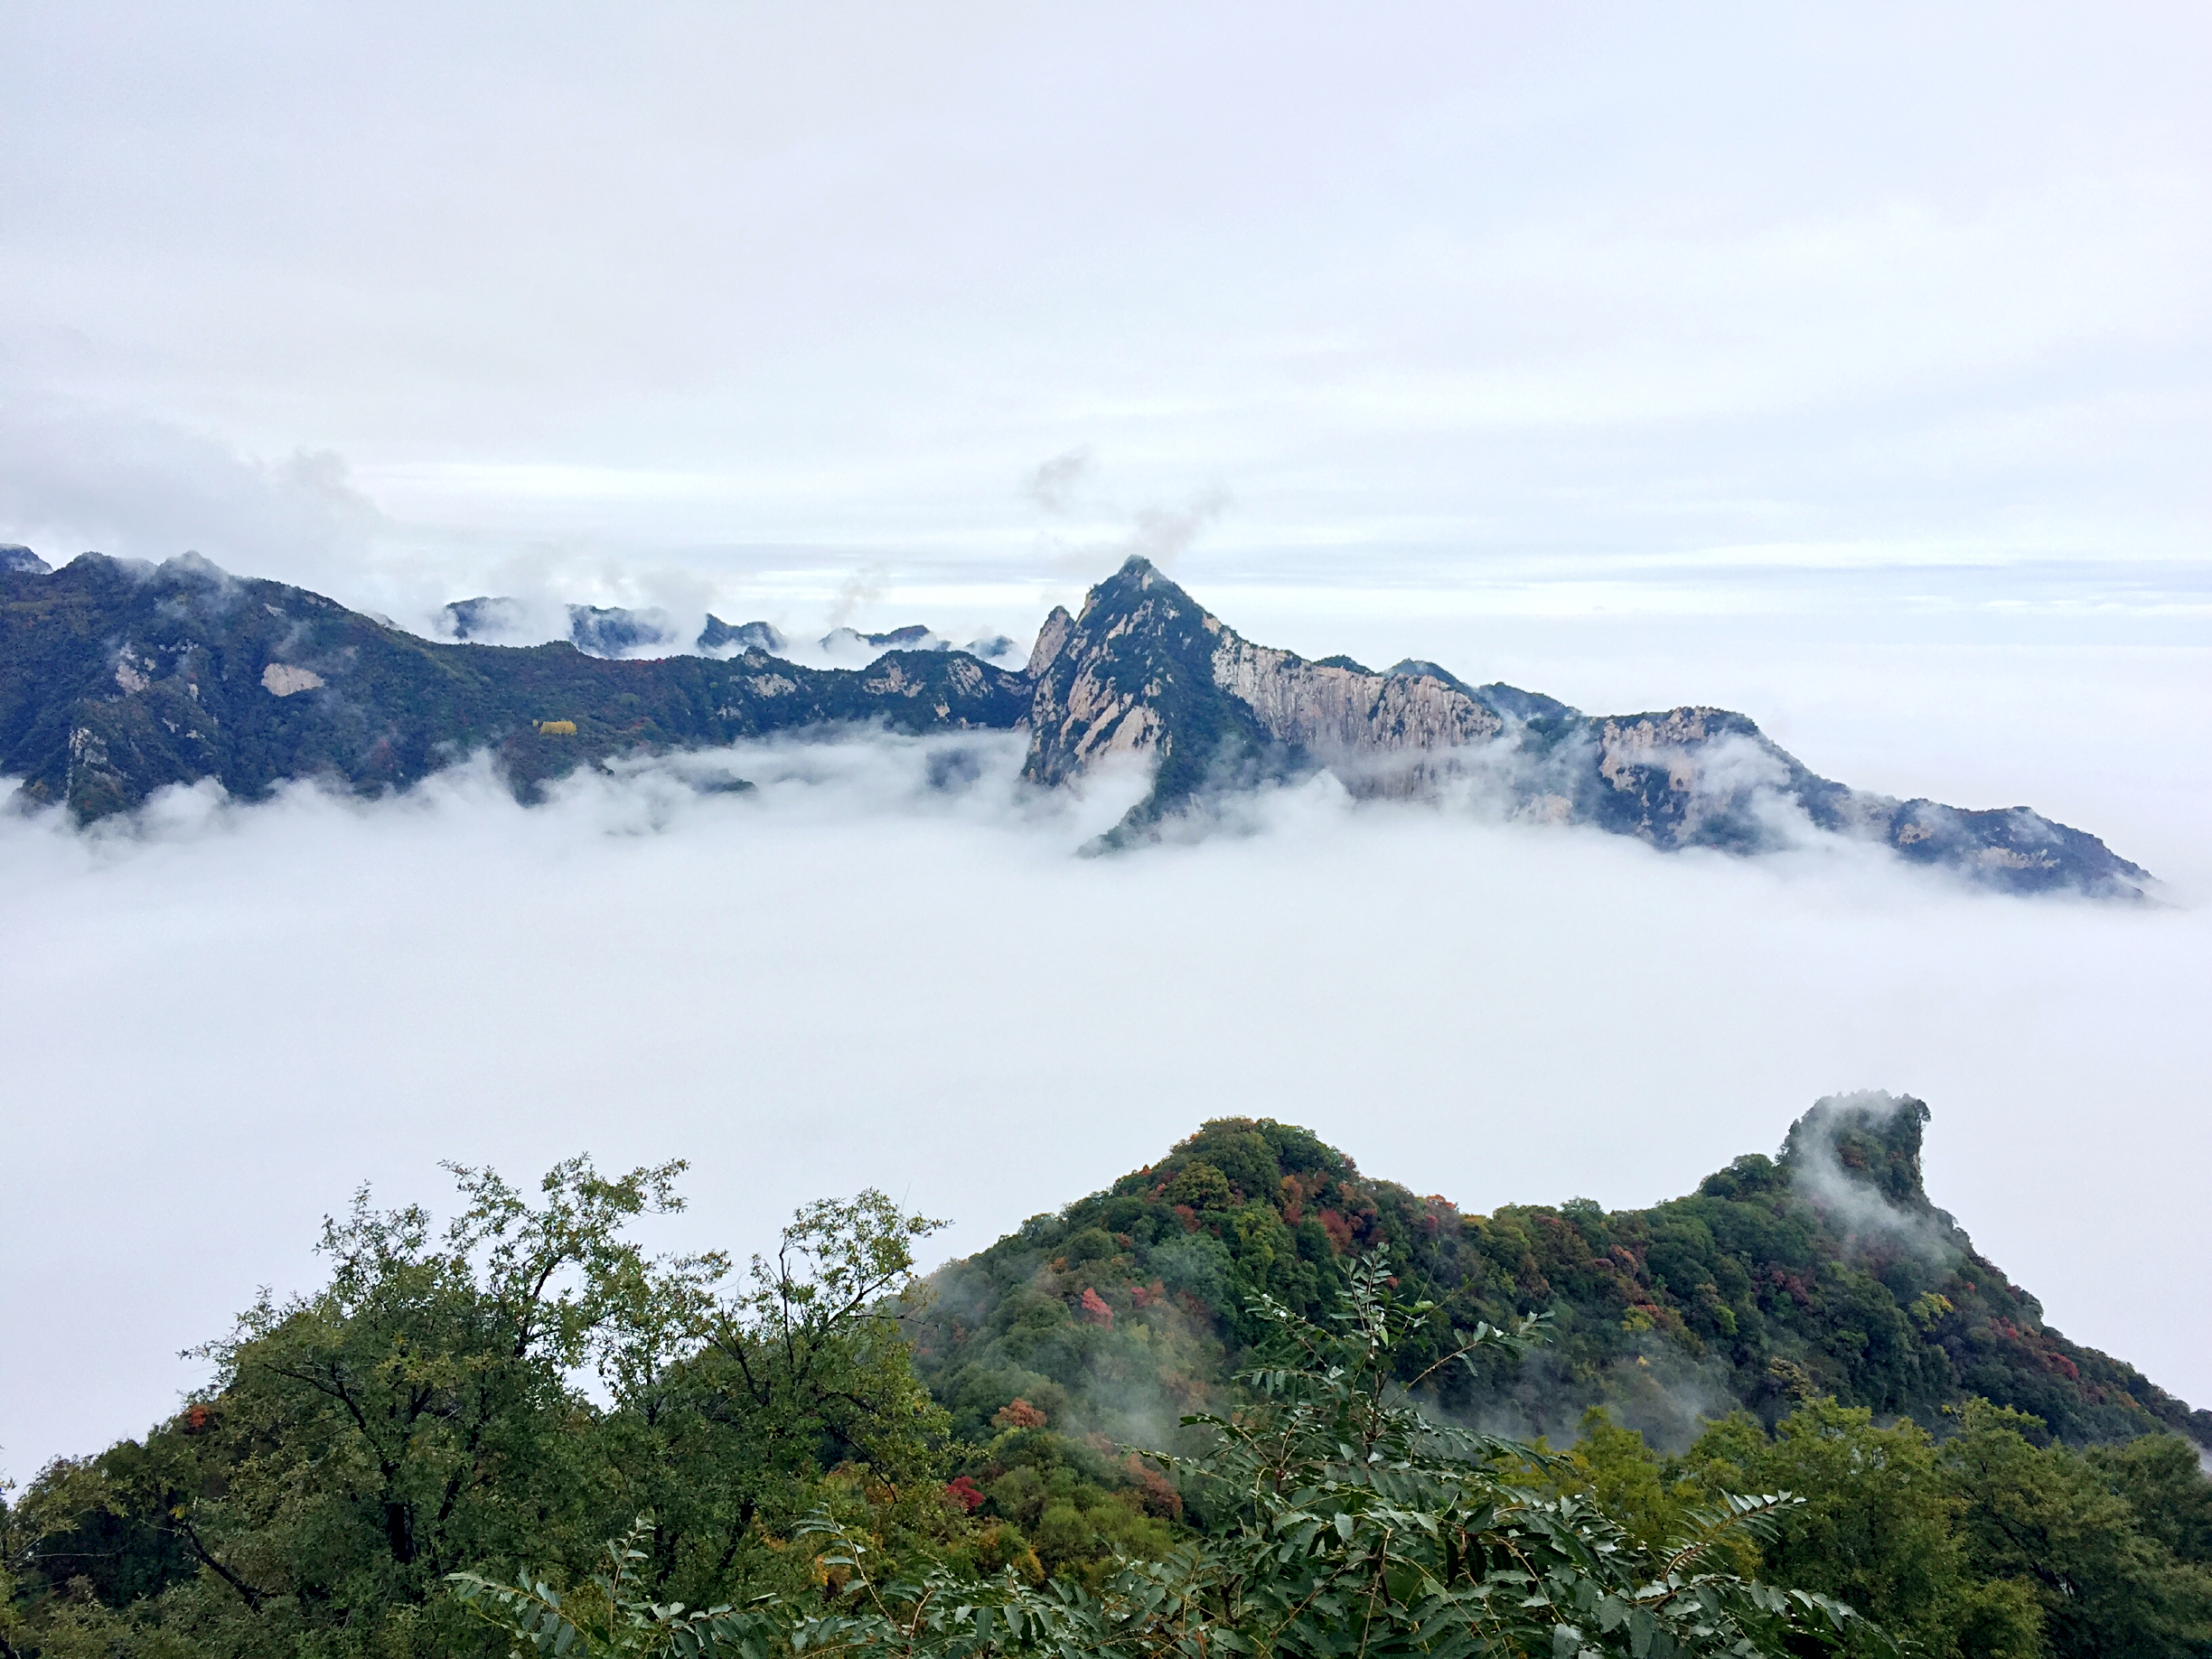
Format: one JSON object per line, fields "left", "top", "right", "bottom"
{"left": 2, "top": 731, "right": 2207, "bottom": 1480}
{"left": 0, "top": 5, "right": 2205, "bottom": 583}
{"left": 1, "top": 0, "right": 2207, "bottom": 1488}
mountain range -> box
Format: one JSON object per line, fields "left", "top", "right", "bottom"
{"left": 0, "top": 544, "right": 2149, "bottom": 895}
{"left": 437, "top": 594, "right": 1020, "bottom": 665}
{"left": 913, "top": 1094, "right": 2210, "bottom": 1457}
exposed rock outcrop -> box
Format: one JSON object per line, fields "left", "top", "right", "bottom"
{"left": 1022, "top": 557, "right": 2149, "bottom": 895}
{"left": 698, "top": 614, "right": 787, "bottom": 654}
{"left": 0, "top": 546, "right": 2151, "bottom": 895}
{"left": 567, "top": 604, "right": 676, "bottom": 657}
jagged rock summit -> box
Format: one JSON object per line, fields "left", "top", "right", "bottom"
{"left": 0, "top": 546, "right": 2151, "bottom": 895}
{"left": 1023, "top": 557, "right": 2147, "bottom": 894}
{"left": 441, "top": 595, "right": 790, "bottom": 659}
{"left": 820, "top": 624, "right": 1025, "bottom": 663}
{"left": 698, "top": 614, "right": 787, "bottom": 655}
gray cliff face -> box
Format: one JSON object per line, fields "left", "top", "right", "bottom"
{"left": 698, "top": 615, "right": 786, "bottom": 654}
{"left": 1022, "top": 560, "right": 1257, "bottom": 802}
{"left": 1206, "top": 632, "right": 1504, "bottom": 758}
{"left": 1024, "top": 564, "right": 1507, "bottom": 799}
{"left": 1023, "top": 557, "right": 2150, "bottom": 895}
{"left": 0, "top": 543, "right": 2151, "bottom": 896}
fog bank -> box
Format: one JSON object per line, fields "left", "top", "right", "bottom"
{"left": 3, "top": 732, "right": 2207, "bottom": 1480}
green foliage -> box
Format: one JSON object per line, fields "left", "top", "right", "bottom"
{"left": 12, "top": 1116, "right": 2212, "bottom": 1659}
{"left": 449, "top": 1518, "right": 740, "bottom": 1658}
{"left": 913, "top": 1108, "right": 2212, "bottom": 1455}
{"left": 1942, "top": 1401, "right": 2212, "bottom": 1659}
{"left": 3, "top": 1162, "right": 950, "bottom": 1659}
{"left": 456, "top": 1251, "right": 1883, "bottom": 1657}
{"left": 1538, "top": 1410, "right": 1700, "bottom": 1556}
{"left": 603, "top": 1188, "right": 955, "bottom": 1607}
{"left": 943, "top": 1421, "right": 1181, "bottom": 1590}
{"left": 1525, "top": 1394, "right": 2212, "bottom": 1659}
{"left": 1677, "top": 1402, "right": 2039, "bottom": 1659}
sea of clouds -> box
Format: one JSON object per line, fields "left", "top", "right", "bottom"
{"left": 5, "top": 726, "right": 2207, "bottom": 1481}
{"left": 3, "top": 0, "right": 2207, "bottom": 1486}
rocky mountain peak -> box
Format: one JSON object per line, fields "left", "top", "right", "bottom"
{"left": 0, "top": 549, "right": 2152, "bottom": 895}
{"left": 1013, "top": 563, "right": 2149, "bottom": 893}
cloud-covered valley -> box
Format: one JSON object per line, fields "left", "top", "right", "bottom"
{"left": 4, "top": 729, "right": 2207, "bottom": 1482}
{"left": 5, "top": 2, "right": 2210, "bottom": 1586}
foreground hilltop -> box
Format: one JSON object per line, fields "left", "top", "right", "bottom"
{"left": 913, "top": 1096, "right": 2207, "bottom": 1453}
{"left": 0, "top": 547, "right": 2146, "bottom": 894}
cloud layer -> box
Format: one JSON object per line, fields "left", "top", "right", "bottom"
{"left": 4, "top": 731, "right": 2207, "bottom": 1480}
{"left": 1, "top": 1, "right": 2205, "bottom": 1488}
{"left": 1, "top": 4, "right": 2206, "bottom": 625}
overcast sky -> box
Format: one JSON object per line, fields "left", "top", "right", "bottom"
{"left": 4, "top": 4, "right": 2207, "bottom": 624}
{"left": 3, "top": 4, "right": 2209, "bottom": 1476}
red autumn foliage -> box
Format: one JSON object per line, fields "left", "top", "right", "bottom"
{"left": 184, "top": 1403, "right": 213, "bottom": 1433}
{"left": 992, "top": 1398, "right": 1048, "bottom": 1431}
{"left": 1079, "top": 1287, "right": 1114, "bottom": 1327}
{"left": 1129, "top": 1277, "right": 1167, "bottom": 1309}
{"left": 944, "top": 1476, "right": 985, "bottom": 1512}
{"left": 1172, "top": 1203, "right": 1200, "bottom": 1233}
{"left": 1766, "top": 1267, "right": 1813, "bottom": 1308}
{"left": 1120, "top": 1453, "right": 1185, "bottom": 1521}
{"left": 1317, "top": 1208, "right": 1355, "bottom": 1253}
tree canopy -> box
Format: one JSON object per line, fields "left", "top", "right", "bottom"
{"left": 6, "top": 1115, "right": 2210, "bottom": 1659}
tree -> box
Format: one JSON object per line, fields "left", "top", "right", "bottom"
{"left": 2085, "top": 1435, "right": 2212, "bottom": 1567}
{"left": 456, "top": 1251, "right": 1884, "bottom": 1656}
{"left": 6, "top": 1162, "right": 949, "bottom": 1659}
{"left": 600, "top": 1190, "right": 953, "bottom": 1607}
{"left": 1944, "top": 1401, "right": 2212, "bottom": 1659}
{"left": 1681, "top": 1401, "right": 2039, "bottom": 1659}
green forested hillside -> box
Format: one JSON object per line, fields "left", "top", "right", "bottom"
{"left": 914, "top": 1095, "right": 2208, "bottom": 1454}
{"left": 5, "top": 1101, "right": 2210, "bottom": 1659}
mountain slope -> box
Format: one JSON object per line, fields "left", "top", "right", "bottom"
{"left": 1023, "top": 557, "right": 2147, "bottom": 895}
{"left": 0, "top": 553, "right": 1029, "bottom": 819}
{"left": 0, "top": 548, "right": 2150, "bottom": 896}
{"left": 911, "top": 1098, "right": 2207, "bottom": 1455}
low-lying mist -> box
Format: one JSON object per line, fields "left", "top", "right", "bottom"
{"left": 3, "top": 731, "right": 2207, "bottom": 1481}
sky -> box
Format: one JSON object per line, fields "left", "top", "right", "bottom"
{"left": 1, "top": 3, "right": 2208, "bottom": 1478}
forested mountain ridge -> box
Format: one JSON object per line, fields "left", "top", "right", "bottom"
{"left": 0, "top": 552, "right": 1028, "bottom": 820}
{"left": 914, "top": 1094, "right": 2207, "bottom": 1455}
{"left": 0, "top": 547, "right": 2149, "bottom": 895}
{"left": 9, "top": 1101, "right": 2211, "bottom": 1659}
